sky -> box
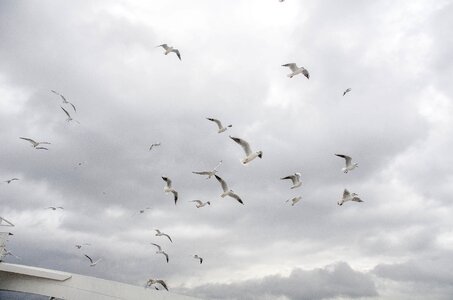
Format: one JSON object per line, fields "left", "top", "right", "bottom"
{"left": 1, "top": 0, "right": 453, "bottom": 299}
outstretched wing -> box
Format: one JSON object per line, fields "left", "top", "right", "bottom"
{"left": 173, "top": 49, "right": 181, "bottom": 60}
{"left": 20, "top": 137, "right": 37, "bottom": 145}
{"left": 157, "top": 280, "right": 168, "bottom": 291}
{"left": 301, "top": 67, "right": 310, "bottom": 79}
{"left": 192, "top": 171, "right": 211, "bottom": 176}
{"left": 207, "top": 118, "right": 223, "bottom": 130}
{"left": 281, "top": 175, "right": 297, "bottom": 185}
{"left": 214, "top": 175, "right": 228, "bottom": 192}
{"left": 158, "top": 44, "right": 169, "bottom": 50}
{"left": 335, "top": 154, "right": 352, "bottom": 166}
{"left": 282, "top": 63, "right": 298, "bottom": 72}
{"left": 151, "top": 243, "right": 162, "bottom": 251}
{"left": 61, "top": 106, "right": 71, "bottom": 118}
{"left": 84, "top": 254, "right": 93, "bottom": 264}
{"left": 229, "top": 192, "right": 244, "bottom": 205}
{"left": 342, "top": 189, "right": 350, "bottom": 199}
{"left": 161, "top": 177, "right": 172, "bottom": 188}
{"left": 230, "top": 136, "right": 252, "bottom": 156}
{"left": 163, "top": 233, "right": 173, "bottom": 243}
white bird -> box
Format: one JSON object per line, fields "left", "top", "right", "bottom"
{"left": 4, "top": 250, "right": 21, "bottom": 260}
{"left": 190, "top": 200, "right": 211, "bottom": 208}
{"left": 193, "top": 254, "right": 203, "bottom": 264}
{"left": 145, "top": 279, "right": 168, "bottom": 291}
{"left": 286, "top": 196, "right": 302, "bottom": 206}
{"left": 154, "top": 229, "right": 173, "bottom": 243}
{"left": 161, "top": 177, "right": 178, "bottom": 205}
{"left": 338, "top": 189, "right": 363, "bottom": 206}
{"left": 151, "top": 243, "right": 169, "bottom": 263}
{"left": 335, "top": 154, "right": 358, "bottom": 173}
{"left": 61, "top": 106, "right": 79, "bottom": 123}
{"left": 229, "top": 136, "right": 263, "bottom": 165}
{"left": 4, "top": 178, "right": 19, "bottom": 184}
{"left": 282, "top": 63, "right": 310, "bottom": 79}
{"left": 157, "top": 44, "right": 181, "bottom": 60}
{"left": 206, "top": 118, "right": 232, "bottom": 133}
{"left": 51, "top": 90, "right": 76, "bottom": 112}
{"left": 149, "top": 142, "right": 161, "bottom": 151}
{"left": 75, "top": 243, "right": 90, "bottom": 249}
{"left": 280, "top": 173, "right": 302, "bottom": 189}
{"left": 138, "top": 208, "right": 151, "bottom": 214}
{"left": 84, "top": 254, "right": 102, "bottom": 267}
{"left": 192, "top": 160, "right": 223, "bottom": 179}
{"left": 20, "top": 137, "right": 51, "bottom": 148}
{"left": 343, "top": 88, "right": 352, "bottom": 96}
{"left": 47, "top": 207, "right": 64, "bottom": 210}
{"left": 214, "top": 175, "right": 243, "bottom": 205}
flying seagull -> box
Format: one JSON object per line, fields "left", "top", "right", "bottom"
{"left": 61, "top": 106, "right": 79, "bottom": 124}
{"left": 4, "top": 178, "right": 19, "bottom": 184}
{"left": 157, "top": 44, "right": 181, "bottom": 60}
{"left": 4, "top": 250, "right": 21, "bottom": 260}
{"left": 206, "top": 118, "right": 232, "bottom": 133}
{"left": 280, "top": 173, "right": 302, "bottom": 189}
{"left": 338, "top": 189, "right": 363, "bottom": 206}
{"left": 20, "top": 137, "right": 51, "bottom": 148}
{"left": 214, "top": 175, "right": 243, "bottom": 205}
{"left": 190, "top": 200, "right": 211, "bottom": 208}
{"left": 47, "top": 207, "right": 64, "bottom": 210}
{"left": 286, "top": 196, "right": 302, "bottom": 206}
{"left": 162, "top": 177, "right": 178, "bottom": 204}
{"left": 230, "top": 136, "right": 262, "bottom": 165}
{"left": 335, "top": 154, "right": 358, "bottom": 173}
{"left": 84, "top": 254, "right": 102, "bottom": 267}
{"left": 149, "top": 142, "right": 161, "bottom": 151}
{"left": 145, "top": 279, "right": 168, "bottom": 291}
{"left": 154, "top": 229, "right": 173, "bottom": 243}
{"left": 151, "top": 243, "right": 169, "bottom": 263}
{"left": 138, "top": 208, "right": 151, "bottom": 214}
{"left": 193, "top": 254, "right": 203, "bottom": 264}
{"left": 75, "top": 243, "right": 91, "bottom": 249}
{"left": 51, "top": 90, "right": 76, "bottom": 112}
{"left": 343, "top": 88, "right": 352, "bottom": 96}
{"left": 192, "top": 160, "right": 223, "bottom": 179}
{"left": 282, "top": 63, "right": 309, "bottom": 79}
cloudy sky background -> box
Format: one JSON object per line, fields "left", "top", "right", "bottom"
{"left": 1, "top": 0, "right": 453, "bottom": 299}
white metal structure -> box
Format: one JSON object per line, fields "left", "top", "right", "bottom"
{"left": 0, "top": 216, "right": 201, "bottom": 300}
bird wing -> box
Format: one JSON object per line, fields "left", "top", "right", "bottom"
{"left": 173, "top": 49, "right": 181, "bottom": 60}
{"left": 172, "top": 190, "right": 178, "bottom": 204}
{"left": 213, "top": 160, "right": 223, "bottom": 171}
{"left": 151, "top": 243, "right": 162, "bottom": 251}
{"left": 158, "top": 44, "right": 169, "bottom": 50}
{"left": 343, "top": 189, "right": 350, "bottom": 199}
{"left": 84, "top": 254, "right": 93, "bottom": 263}
{"left": 352, "top": 196, "right": 363, "bottom": 202}
{"left": 35, "top": 147, "right": 49, "bottom": 150}
{"left": 282, "top": 63, "right": 298, "bottom": 72}
{"left": 335, "top": 154, "right": 352, "bottom": 165}
{"left": 69, "top": 102, "right": 77, "bottom": 112}
{"left": 161, "top": 177, "right": 172, "bottom": 188}
{"left": 229, "top": 192, "right": 244, "bottom": 204}
{"left": 163, "top": 233, "right": 173, "bottom": 243}
{"left": 214, "top": 175, "right": 228, "bottom": 192}
{"left": 93, "top": 258, "right": 102, "bottom": 265}
{"left": 343, "top": 88, "right": 351, "bottom": 96}
{"left": 20, "top": 137, "right": 37, "bottom": 146}
{"left": 191, "top": 200, "right": 203, "bottom": 205}
{"left": 192, "top": 171, "right": 211, "bottom": 175}
{"left": 281, "top": 175, "right": 297, "bottom": 185}
{"left": 162, "top": 251, "right": 169, "bottom": 263}
{"left": 301, "top": 68, "right": 310, "bottom": 79}
{"left": 157, "top": 280, "right": 168, "bottom": 291}
{"left": 230, "top": 136, "right": 252, "bottom": 156}
{"left": 207, "top": 118, "right": 223, "bottom": 130}
{"left": 61, "top": 106, "right": 71, "bottom": 118}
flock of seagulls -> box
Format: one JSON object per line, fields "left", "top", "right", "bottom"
{"left": 0, "top": 2, "right": 366, "bottom": 294}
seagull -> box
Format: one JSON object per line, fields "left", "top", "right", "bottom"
{"left": 192, "top": 160, "right": 223, "bottom": 179}
{"left": 154, "top": 229, "right": 173, "bottom": 243}
{"left": 162, "top": 177, "right": 178, "bottom": 204}
{"left": 286, "top": 196, "right": 302, "bottom": 206}
{"left": 214, "top": 175, "right": 243, "bottom": 205}
{"left": 149, "top": 142, "right": 161, "bottom": 151}
{"left": 338, "top": 189, "right": 363, "bottom": 206}
{"left": 51, "top": 90, "right": 76, "bottom": 112}
{"left": 190, "top": 200, "right": 211, "bottom": 208}
{"left": 138, "top": 208, "right": 151, "bottom": 214}
{"left": 280, "top": 173, "right": 302, "bottom": 189}
{"left": 4, "top": 178, "right": 19, "bottom": 184}
{"left": 20, "top": 137, "right": 51, "bottom": 148}
{"left": 61, "top": 106, "right": 79, "bottom": 123}
{"left": 84, "top": 254, "right": 102, "bottom": 267}
{"left": 229, "top": 136, "right": 262, "bottom": 165}
{"left": 157, "top": 44, "right": 181, "bottom": 60}
{"left": 47, "top": 207, "right": 64, "bottom": 210}
{"left": 75, "top": 243, "right": 91, "bottom": 249}
{"left": 4, "top": 250, "right": 21, "bottom": 260}
{"left": 282, "top": 63, "right": 310, "bottom": 79}
{"left": 150, "top": 243, "right": 169, "bottom": 263}
{"left": 193, "top": 254, "right": 203, "bottom": 264}
{"left": 206, "top": 118, "right": 232, "bottom": 133}
{"left": 335, "top": 154, "right": 358, "bottom": 173}
{"left": 145, "top": 279, "right": 168, "bottom": 291}
{"left": 343, "top": 88, "right": 352, "bottom": 96}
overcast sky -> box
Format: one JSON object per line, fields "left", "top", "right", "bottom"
{"left": 1, "top": 0, "right": 453, "bottom": 299}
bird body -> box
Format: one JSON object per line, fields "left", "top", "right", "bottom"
{"left": 338, "top": 189, "right": 363, "bottom": 206}
{"left": 214, "top": 175, "right": 243, "bottom": 204}
{"left": 280, "top": 173, "right": 302, "bottom": 189}
{"left": 155, "top": 229, "right": 173, "bottom": 243}
{"left": 282, "top": 63, "right": 309, "bottom": 79}
{"left": 190, "top": 200, "right": 211, "bottom": 208}
{"left": 335, "top": 154, "right": 358, "bottom": 173}
{"left": 157, "top": 44, "right": 181, "bottom": 60}
{"left": 229, "top": 136, "right": 262, "bottom": 165}
{"left": 193, "top": 254, "right": 203, "bottom": 264}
